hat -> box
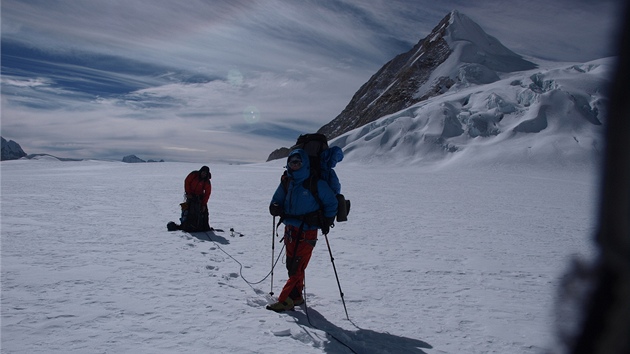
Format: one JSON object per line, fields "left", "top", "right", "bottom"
{"left": 199, "top": 166, "right": 211, "bottom": 179}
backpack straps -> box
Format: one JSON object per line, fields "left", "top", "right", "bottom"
{"left": 279, "top": 173, "right": 324, "bottom": 228}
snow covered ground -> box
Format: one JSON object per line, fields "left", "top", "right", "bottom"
{"left": 1, "top": 157, "right": 599, "bottom": 353}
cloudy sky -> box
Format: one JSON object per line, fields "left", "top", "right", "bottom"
{"left": 1, "top": 0, "right": 625, "bottom": 163}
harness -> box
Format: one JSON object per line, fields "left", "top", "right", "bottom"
{"left": 277, "top": 173, "right": 325, "bottom": 229}
{"left": 275, "top": 173, "right": 325, "bottom": 276}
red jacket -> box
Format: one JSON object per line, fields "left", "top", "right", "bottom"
{"left": 185, "top": 171, "right": 211, "bottom": 205}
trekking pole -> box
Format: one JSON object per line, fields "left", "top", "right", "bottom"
{"left": 270, "top": 216, "right": 276, "bottom": 296}
{"left": 323, "top": 233, "right": 349, "bottom": 320}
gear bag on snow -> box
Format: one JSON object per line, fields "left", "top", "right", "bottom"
{"left": 281, "top": 133, "right": 350, "bottom": 222}
{"left": 167, "top": 196, "right": 211, "bottom": 232}
{"left": 180, "top": 196, "right": 211, "bottom": 232}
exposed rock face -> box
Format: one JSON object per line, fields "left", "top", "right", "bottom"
{"left": 266, "top": 147, "right": 290, "bottom": 162}
{"left": 331, "top": 58, "right": 609, "bottom": 165}
{"left": 122, "top": 155, "right": 146, "bottom": 163}
{"left": 122, "top": 155, "right": 164, "bottom": 163}
{"left": 317, "top": 10, "right": 536, "bottom": 140}
{"left": 1, "top": 137, "right": 27, "bottom": 161}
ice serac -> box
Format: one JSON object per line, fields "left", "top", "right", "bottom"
{"left": 317, "top": 10, "right": 537, "bottom": 140}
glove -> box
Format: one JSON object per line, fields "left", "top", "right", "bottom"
{"left": 321, "top": 217, "right": 334, "bottom": 235}
{"left": 269, "top": 202, "right": 283, "bottom": 217}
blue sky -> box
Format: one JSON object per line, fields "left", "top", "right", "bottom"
{"left": 1, "top": 0, "right": 624, "bottom": 163}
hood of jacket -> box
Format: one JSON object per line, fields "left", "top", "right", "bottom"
{"left": 198, "top": 165, "right": 211, "bottom": 180}
{"left": 286, "top": 149, "right": 310, "bottom": 183}
{"left": 320, "top": 146, "right": 343, "bottom": 170}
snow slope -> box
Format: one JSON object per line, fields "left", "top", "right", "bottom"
{"left": 332, "top": 57, "right": 611, "bottom": 167}
{"left": 1, "top": 157, "right": 598, "bottom": 353}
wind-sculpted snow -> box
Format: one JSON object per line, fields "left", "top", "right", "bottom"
{"left": 333, "top": 59, "right": 611, "bottom": 166}
{"left": 1, "top": 159, "right": 597, "bottom": 353}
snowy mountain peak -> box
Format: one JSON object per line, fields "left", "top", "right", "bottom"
{"left": 332, "top": 58, "right": 611, "bottom": 166}
{"left": 317, "top": 11, "right": 536, "bottom": 141}
{"left": 445, "top": 10, "right": 500, "bottom": 48}
{"left": 444, "top": 10, "right": 536, "bottom": 72}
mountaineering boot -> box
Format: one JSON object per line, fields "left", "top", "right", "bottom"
{"left": 292, "top": 297, "right": 304, "bottom": 306}
{"left": 266, "top": 297, "right": 294, "bottom": 312}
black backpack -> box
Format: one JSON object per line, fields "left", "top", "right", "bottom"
{"left": 281, "top": 133, "right": 350, "bottom": 222}
{"left": 293, "top": 133, "right": 328, "bottom": 179}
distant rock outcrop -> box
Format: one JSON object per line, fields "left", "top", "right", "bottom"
{"left": 122, "top": 155, "right": 146, "bottom": 163}
{"left": 122, "top": 155, "right": 164, "bottom": 163}
{"left": 1, "top": 137, "right": 27, "bottom": 161}
{"left": 317, "top": 10, "right": 537, "bottom": 141}
{"left": 266, "top": 147, "right": 291, "bottom": 162}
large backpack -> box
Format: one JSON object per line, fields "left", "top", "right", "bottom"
{"left": 166, "top": 196, "right": 211, "bottom": 232}
{"left": 281, "top": 133, "right": 350, "bottom": 222}
{"left": 293, "top": 133, "right": 328, "bottom": 179}
{"left": 178, "top": 196, "right": 211, "bottom": 232}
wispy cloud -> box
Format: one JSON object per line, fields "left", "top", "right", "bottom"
{"left": 1, "top": 0, "right": 623, "bottom": 162}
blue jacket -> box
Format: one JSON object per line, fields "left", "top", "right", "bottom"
{"left": 271, "top": 149, "right": 338, "bottom": 230}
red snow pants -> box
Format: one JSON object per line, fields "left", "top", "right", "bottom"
{"left": 278, "top": 225, "right": 318, "bottom": 303}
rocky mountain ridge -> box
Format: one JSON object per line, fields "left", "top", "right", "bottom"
{"left": 318, "top": 10, "right": 536, "bottom": 141}
{"left": 332, "top": 57, "right": 609, "bottom": 165}
{"left": 1, "top": 137, "right": 27, "bottom": 161}
{"left": 268, "top": 10, "right": 542, "bottom": 162}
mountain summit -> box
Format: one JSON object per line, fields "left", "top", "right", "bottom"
{"left": 317, "top": 10, "right": 536, "bottom": 140}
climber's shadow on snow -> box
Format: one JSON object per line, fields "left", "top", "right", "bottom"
{"left": 190, "top": 231, "right": 230, "bottom": 245}
{"left": 288, "top": 307, "right": 432, "bottom": 353}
